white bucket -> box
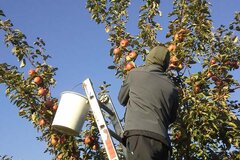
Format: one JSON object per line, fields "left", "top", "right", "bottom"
{"left": 52, "top": 91, "right": 90, "bottom": 136}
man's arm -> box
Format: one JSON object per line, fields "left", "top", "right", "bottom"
{"left": 170, "top": 92, "right": 180, "bottom": 123}
{"left": 118, "top": 77, "right": 130, "bottom": 106}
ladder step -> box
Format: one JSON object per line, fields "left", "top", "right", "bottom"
{"left": 99, "top": 101, "right": 115, "bottom": 116}
{"left": 109, "top": 128, "right": 122, "bottom": 143}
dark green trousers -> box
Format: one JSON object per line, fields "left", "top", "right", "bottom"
{"left": 126, "top": 135, "right": 170, "bottom": 160}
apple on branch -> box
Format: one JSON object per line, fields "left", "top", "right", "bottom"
{"left": 51, "top": 135, "right": 59, "bottom": 147}
{"left": 168, "top": 43, "right": 176, "bottom": 52}
{"left": 128, "top": 51, "right": 137, "bottom": 59}
{"left": 45, "top": 99, "right": 54, "bottom": 108}
{"left": 210, "top": 58, "right": 217, "bottom": 65}
{"left": 113, "top": 47, "right": 121, "bottom": 55}
{"left": 84, "top": 135, "right": 94, "bottom": 145}
{"left": 170, "top": 55, "right": 179, "bottom": 65}
{"left": 124, "top": 62, "right": 135, "bottom": 71}
{"left": 38, "top": 118, "right": 46, "bottom": 126}
{"left": 34, "top": 76, "right": 42, "bottom": 85}
{"left": 174, "top": 28, "right": 188, "bottom": 42}
{"left": 28, "top": 69, "right": 36, "bottom": 76}
{"left": 207, "top": 71, "right": 214, "bottom": 78}
{"left": 120, "top": 39, "right": 129, "bottom": 47}
{"left": 38, "top": 87, "right": 48, "bottom": 96}
{"left": 52, "top": 104, "right": 58, "bottom": 111}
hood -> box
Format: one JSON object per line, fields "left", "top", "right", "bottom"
{"left": 145, "top": 45, "right": 170, "bottom": 71}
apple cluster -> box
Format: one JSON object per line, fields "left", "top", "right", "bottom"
{"left": 113, "top": 39, "right": 138, "bottom": 73}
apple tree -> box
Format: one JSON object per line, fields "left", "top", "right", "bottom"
{"left": 86, "top": 0, "right": 240, "bottom": 159}
{"left": 0, "top": 10, "right": 108, "bottom": 160}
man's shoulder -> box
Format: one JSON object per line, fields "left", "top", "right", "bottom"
{"left": 128, "top": 66, "right": 146, "bottom": 75}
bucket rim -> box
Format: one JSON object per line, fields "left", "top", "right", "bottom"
{"left": 61, "top": 91, "right": 87, "bottom": 99}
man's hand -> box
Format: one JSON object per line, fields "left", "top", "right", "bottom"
{"left": 168, "top": 43, "right": 177, "bottom": 52}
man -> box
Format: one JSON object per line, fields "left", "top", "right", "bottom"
{"left": 118, "top": 45, "right": 179, "bottom": 160}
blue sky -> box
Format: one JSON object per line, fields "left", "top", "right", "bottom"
{"left": 0, "top": 1, "right": 239, "bottom": 160}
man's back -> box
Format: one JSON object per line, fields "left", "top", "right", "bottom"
{"left": 118, "top": 45, "right": 179, "bottom": 160}
{"left": 119, "top": 64, "right": 179, "bottom": 146}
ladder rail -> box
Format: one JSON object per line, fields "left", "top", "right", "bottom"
{"left": 99, "top": 99, "right": 124, "bottom": 137}
{"left": 105, "top": 98, "right": 124, "bottom": 138}
{"left": 99, "top": 94, "right": 127, "bottom": 158}
{"left": 82, "top": 78, "right": 120, "bottom": 160}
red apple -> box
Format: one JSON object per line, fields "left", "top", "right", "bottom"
{"left": 120, "top": 39, "right": 129, "bottom": 47}
{"left": 210, "top": 59, "right": 217, "bottom": 65}
{"left": 174, "top": 29, "right": 188, "bottom": 42}
{"left": 38, "top": 87, "right": 48, "bottom": 96}
{"left": 52, "top": 104, "right": 58, "bottom": 111}
{"left": 125, "top": 62, "right": 135, "bottom": 71}
{"left": 215, "top": 80, "right": 223, "bottom": 87}
{"left": 113, "top": 48, "right": 121, "bottom": 55}
{"left": 45, "top": 99, "right": 54, "bottom": 108}
{"left": 207, "top": 71, "right": 213, "bottom": 78}
{"left": 84, "top": 135, "right": 93, "bottom": 145}
{"left": 57, "top": 154, "right": 63, "bottom": 160}
{"left": 174, "top": 33, "right": 184, "bottom": 42}
{"left": 34, "top": 76, "right": 42, "bottom": 85}
{"left": 59, "top": 136, "right": 66, "bottom": 144}
{"left": 193, "top": 85, "right": 200, "bottom": 93}
{"left": 170, "top": 55, "right": 178, "bottom": 65}
{"left": 168, "top": 43, "right": 177, "bottom": 52}
{"left": 211, "top": 76, "right": 219, "bottom": 82}
{"left": 92, "top": 144, "right": 98, "bottom": 150}
{"left": 38, "top": 118, "right": 45, "bottom": 126}
{"left": 169, "top": 63, "right": 177, "bottom": 69}
{"left": 128, "top": 51, "right": 137, "bottom": 59}
{"left": 51, "top": 135, "right": 59, "bottom": 146}
{"left": 28, "top": 69, "right": 36, "bottom": 76}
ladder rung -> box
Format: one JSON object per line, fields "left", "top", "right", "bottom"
{"left": 99, "top": 101, "right": 115, "bottom": 116}
{"left": 109, "top": 128, "right": 122, "bottom": 143}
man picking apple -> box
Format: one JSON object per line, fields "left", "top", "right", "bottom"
{"left": 118, "top": 45, "right": 179, "bottom": 160}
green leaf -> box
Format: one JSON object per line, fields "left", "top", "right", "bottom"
{"left": 105, "top": 25, "right": 111, "bottom": 33}
{"left": 227, "top": 122, "right": 237, "bottom": 128}
{"left": 19, "top": 109, "right": 26, "bottom": 116}
{"left": 47, "top": 110, "right": 53, "bottom": 115}
{"left": 5, "top": 88, "right": 10, "bottom": 96}
{"left": 31, "top": 112, "right": 37, "bottom": 122}
{"left": 0, "top": 10, "right": 5, "bottom": 17}
{"left": 107, "top": 65, "right": 116, "bottom": 69}
{"left": 20, "top": 59, "right": 26, "bottom": 68}
{"left": 233, "top": 36, "right": 238, "bottom": 43}
{"left": 196, "top": 149, "right": 204, "bottom": 156}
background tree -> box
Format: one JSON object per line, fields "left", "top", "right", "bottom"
{"left": 0, "top": 0, "right": 240, "bottom": 159}
{"left": 86, "top": 1, "right": 240, "bottom": 158}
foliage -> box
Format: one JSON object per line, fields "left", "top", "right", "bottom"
{"left": 1, "top": 0, "right": 240, "bottom": 160}
{"left": 0, "top": 10, "right": 95, "bottom": 160}
{"left": 86, "top": 0, "right": 240, "bottom": 159}
{"left": 0, "top": 155, "right": 13, "bottom": 160}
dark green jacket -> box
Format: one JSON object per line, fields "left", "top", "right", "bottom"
{"left": 118, "top": 46, "right": 179, "bottom": 146}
